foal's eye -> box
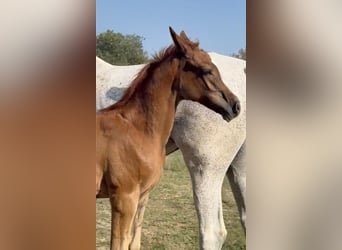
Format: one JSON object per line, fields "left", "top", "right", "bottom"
{"left": 202, "top": 69, "right": 211, "bottom": 75}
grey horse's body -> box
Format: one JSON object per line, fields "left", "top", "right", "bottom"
{"left": 96, "top": 52, "right": 246, "bottom": 249}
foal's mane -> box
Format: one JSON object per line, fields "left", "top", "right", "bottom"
{"left": 99, "top": 45, "right": 177, "bottom": 113}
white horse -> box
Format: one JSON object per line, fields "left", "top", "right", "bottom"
{"left": 96, "top": 52, "right": 246, "bottom": 249}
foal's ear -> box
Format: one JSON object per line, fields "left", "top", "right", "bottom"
{"left": 169, "top": 27, "right": 192, "bottom": 58}
{"left": 180, "top": 31, "right": 190, "bottom": 41}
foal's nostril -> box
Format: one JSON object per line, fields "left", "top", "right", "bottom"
{"left": 233, "top": 102, "right": 240, "bottom": 115}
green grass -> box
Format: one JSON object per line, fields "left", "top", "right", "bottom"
{"left": 96, "top": 151, "right": 245, "bottom": 249}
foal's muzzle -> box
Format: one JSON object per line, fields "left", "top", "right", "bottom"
{"left": 232, "top": 102, "right": 241, "bottom": 116}
{"left": 222, "top": 100, "right": 241, "bottom": 122}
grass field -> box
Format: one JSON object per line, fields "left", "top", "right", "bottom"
{"left": 96, "top": 151, "right": 245, "bottom": 249}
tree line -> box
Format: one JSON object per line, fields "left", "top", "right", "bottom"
{"left": 96, "top": 30, "right": 245, "bottom": 65}
{"left": 96, "top": 30, "right": 149, "bottom": 65}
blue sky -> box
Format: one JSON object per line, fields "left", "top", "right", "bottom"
{"left": 96, "top": 0, "right": 245, "bottom": 57}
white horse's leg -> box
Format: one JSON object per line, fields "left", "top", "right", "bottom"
{"left": 171, "top": 101, "right": 245, "bottom": 249}
{"left": 226, "top": 142, "right": 246, "bottom": 234}
{"left": 167, "top": 138, "right": 227, "bottom": 249}
{"left": 187, "top": 160, "right": 227, "bottom": 250}
{"left": 173, "top": 136, "right": 228, "bottom": 250}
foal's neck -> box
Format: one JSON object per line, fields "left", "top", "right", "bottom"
{"left": 128, "top": 58, "right": 180, "bottom": 145}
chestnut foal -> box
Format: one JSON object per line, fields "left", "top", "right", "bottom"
{"left": 96, "top": 27, "right": 240, "bottom": 250}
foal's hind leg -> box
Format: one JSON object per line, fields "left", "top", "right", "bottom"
{"left": 226, "top": 142, "right": 246, "bottom": 234}
{"left": 110, "top": 188, "right": 139, "bottom": 250}
{"left": 129, "top": 192, "right": 150, "bottom": 250}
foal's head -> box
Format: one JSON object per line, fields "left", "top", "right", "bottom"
{"left": 169, "top": 27, "right": 240, "bottom": 121}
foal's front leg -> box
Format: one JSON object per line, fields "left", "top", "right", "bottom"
{"left": 96, "top": 163, "right": 104, "bottom": 196}
{"left": 129, "top": 192, "right": 150, "bottom": 250}
{"left": 110, "top": 188, "right": 139, "bottom": 250}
